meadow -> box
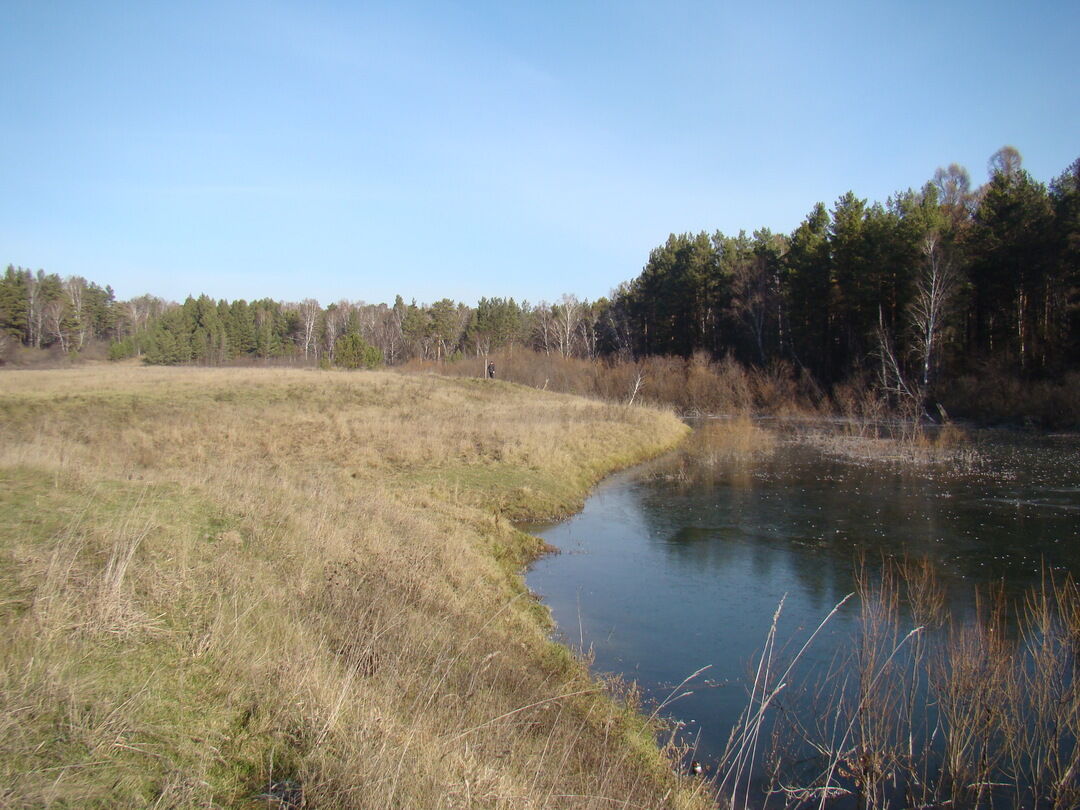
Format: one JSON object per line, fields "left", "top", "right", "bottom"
{"left": 0, "top": 365, "right": 708, "bottom": 809}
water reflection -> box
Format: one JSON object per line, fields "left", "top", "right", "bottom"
{"left": 524, "top": 426, "right": 1080, "bottom": 772}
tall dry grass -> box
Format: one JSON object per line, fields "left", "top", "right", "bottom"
{"left": 406, "top": 350, "right": 823, "bottom": 418}
{"left": 406, "top": 351, "right": 990, "bottom": 472}
{"left": 0, "top": 366, "right": 708, "bottom": 808}
{"left": 939, "top": 367, "right": 1080, "bottom": 429}
{"left": 755, "top": 560, "right": 1080, "bottom": 809}
{"left": 643, "top": 417, "right": 778, "bottom": 489}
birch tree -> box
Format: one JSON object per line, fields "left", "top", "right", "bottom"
{"left": 908, "top": 235, "right": 958, "bottom": 388}
{"left": 298, "top": 298, "right": 320, "bottom": 360}
{"left": 63, "top": 276, "right": 89, "bottom": 351}
{"left": 555, "top": 294, "right": 582, "bottom": 358}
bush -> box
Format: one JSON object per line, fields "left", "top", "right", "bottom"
{"left": 108, "top": 338, "right": 137, "bottom": 361}
{"left": 334, "top": 333, "right": 382, "bottom": 369}
{"left": 938, "top": 365, "right": 1080, "bottom": 429}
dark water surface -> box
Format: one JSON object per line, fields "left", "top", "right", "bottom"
{"left": 523, "top": 427, "right": 1080, "bottom": 770}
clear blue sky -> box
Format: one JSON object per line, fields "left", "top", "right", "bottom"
{"left": 2, "top": 1, "right": 1077, "bottom": 306}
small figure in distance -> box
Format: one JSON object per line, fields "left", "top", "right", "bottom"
{"left": 487, "top": 361, "right": 495, "bottom": 379}
{"left": 689, "top": 760, "right": 704, "bottom": 777}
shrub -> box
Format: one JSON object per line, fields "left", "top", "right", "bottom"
{"left": 333, "top": 333, "right": 382, "bottom": 369}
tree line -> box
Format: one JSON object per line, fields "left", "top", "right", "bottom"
{"left": 109, "top": 293, "right": 608, "bottom": 368}
{"left": 0, "top": 269, "right": 609, "bottom": 369}
{"left": 611, "top": 147, "right": 1078, "bottom": 392}
{"left": 2, "top": 146, "right": 1076, "bottom": 396}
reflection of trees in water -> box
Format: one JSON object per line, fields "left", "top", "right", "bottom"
{"left": 635, "top": 434, "right": 1080, "bottom": 594}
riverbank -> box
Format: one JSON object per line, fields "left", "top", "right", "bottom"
{"left": 0, "top": 367, "right": 703, "bottom": 808}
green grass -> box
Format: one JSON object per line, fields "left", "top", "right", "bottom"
{"left": 0, "top": 471, "right": 261, "bottom": 806}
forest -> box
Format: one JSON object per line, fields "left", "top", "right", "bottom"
{"left": 2, "top": 147, "right": 1077, "bottom": 420}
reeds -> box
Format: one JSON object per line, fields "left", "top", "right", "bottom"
{"left": 646, "top": 416, "right": 778, "bottom": 487}
{"left": 737, "top": 560, "right": 1080, "bottom": 809}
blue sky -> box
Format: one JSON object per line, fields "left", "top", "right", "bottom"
{"left": 2, "top": 1, "right": 1077, "bottom": 306}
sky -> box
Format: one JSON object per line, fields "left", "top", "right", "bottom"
{"left": 2, "top": 1, "right": 1077, "bottom": 307}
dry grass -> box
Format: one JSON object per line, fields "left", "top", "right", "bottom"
{"left": 645, "top": 417, "right": 778, "bottom": 486}
{"left": 0, "top": 366, "right": 707, "bottom": 808}
{"left": 761, "top": 561, "right": 1080, "bottom": 809}
{"left": 407, "top": 350, "right": 822, "bottom": 418}
{"left": 799, "top": 422, "right": 981, "bottom": 469}
{"left": 940, "top": 368, "right": 1080, "bottom": 430}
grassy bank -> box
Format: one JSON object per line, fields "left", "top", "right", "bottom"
{"left": 0, "top": 366, "right": 702, "bottom": 808}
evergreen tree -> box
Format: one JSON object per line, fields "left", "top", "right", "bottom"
{"left": 784, "top": 203, "right": 833, "bottom": 379}
{"left": 334, "top": 333, "right": 382, "bottom": 369}
{"left": 968, "top": 157, "right": 1055, "bottom": 371}
{"left": 1050, "top": 158, "right": 1080, "bottom": 369}
{"left": 0, "top": 266, "right": 29, "bottom": 342}
{"left": 227, "top": 300, "right": 257, "bottom": 356}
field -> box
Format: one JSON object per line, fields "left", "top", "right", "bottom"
{"left": 0, "top": 366, "right": 704, "bottom": 809}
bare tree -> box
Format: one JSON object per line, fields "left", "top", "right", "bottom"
{"left": 909, "top": 235, "right": 958, "bottom": 389}
{"left": 626, "top": 369, "right": 644, "bottom": 406}
{"left": 44, "top": 298, "right": 69, "bottom": 353}
{"left": 452, "top": 304, "right": 472, "bottom": 356}
{"left": 348, "top": 301, "right": 403, "bottom": 363}
{"left": 988, "top": 145, "right": 1022, "bottom": 181}
{"left": 324, "top": 301, "right": 352, "bottom": 361}
{"left": 377, "top": 303, "right": 405, "bottom": 364}
{"left": 298, "top": 298, "right": 321, "bottom": 360}
{"left": 602, "top": 286, "right": 638, "bottom": 361}
{"left": 123, "top": 294, "right": 167, "bottom": 340}
{"left": 532, "top": 302, "right": 556, "bottom": 355}
{"left": 555, "top": 294, "right": 582, "bottom": 358}
{"left": 875, "top": 306, "right": 921, "bottom": 424}
{"left": 577, "top": 305, "right": 599, "bottom": 359}
{"left": 64, "top": 276, "right": 90, "bottom": 351}
{"left": 932, "top": 163, "right": 973, "bottom": 228}
{"left": 26, "top": 271, "right": 46, "bottom": 348}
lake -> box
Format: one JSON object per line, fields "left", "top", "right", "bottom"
{"left": 524, "top": 423, "right": 1080, "bottom": 804}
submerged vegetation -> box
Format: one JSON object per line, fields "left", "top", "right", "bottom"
{"left": 0, "top": 366, "right": 711, "bottom": 808}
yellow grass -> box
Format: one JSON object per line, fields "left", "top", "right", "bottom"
{"left": 0, "top": 366, "right": 707, "bottom": 808}
{"left": 801, "top": 422, "right": 979, "bottom": 468}
{"left": 646, "top": 416, "right": 777, "bottom": 485}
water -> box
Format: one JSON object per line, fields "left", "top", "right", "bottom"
{"left": 523, "top": 426, "right": 1080, "bottom": 777}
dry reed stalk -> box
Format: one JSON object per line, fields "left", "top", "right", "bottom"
{"left": 757, "top": 560, "right": 1080, "bottom": 810}
{"left": 715, "top": 593, "right": 853, "bottom": 810}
